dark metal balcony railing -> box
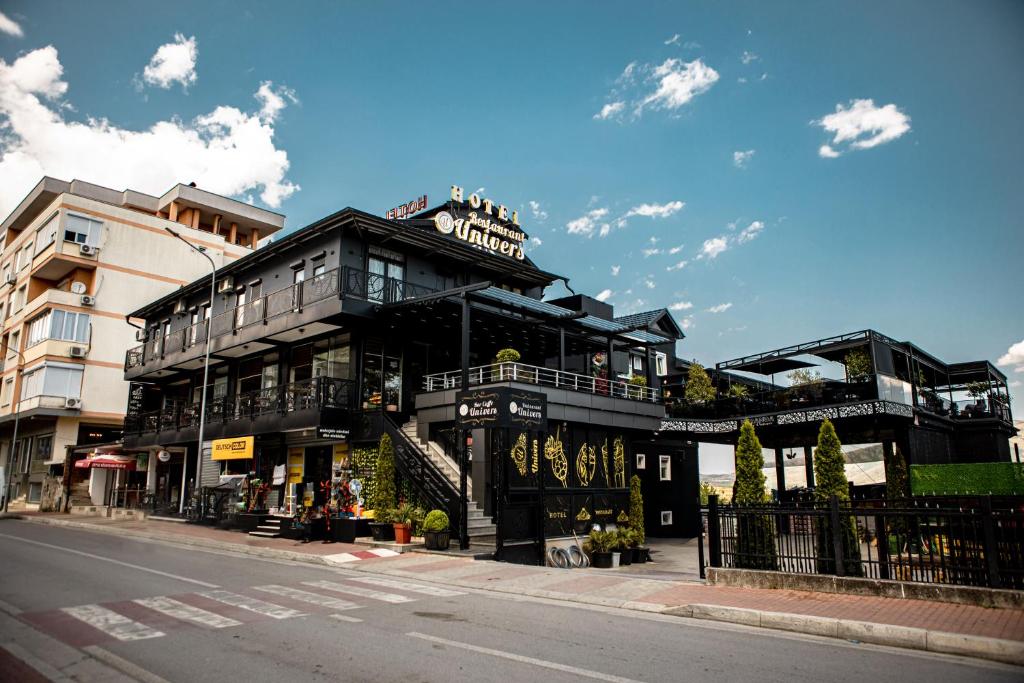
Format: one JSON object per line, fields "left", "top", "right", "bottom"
{"left": 341, "top": 266, "right": 437, "bottom": 304}
{"left": 125, "top": 377, "right": 353, "bottom": 435}
{"left": 666, "top": 378, "right": 878, "bottom": 420}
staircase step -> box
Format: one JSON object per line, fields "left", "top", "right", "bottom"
{"left": 248, "top": 531, "right": 280, "bottom": 538}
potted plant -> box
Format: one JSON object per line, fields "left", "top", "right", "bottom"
{"left": 369, "top": 507, "right": 395, "bottom": 541}
{"left": 393, "top": 502, "right": 415, "bottom": 544}
{"left": 587, "top": 529, "right": 618, "bottom": 568}
{"left": 495, "top": 347, "right": 520, "bottom": 379}
{"left": 422, "top": 509, "right": 450, "bottom": 550}
{"left": 615, "top": 528, "right": 634, "bottom": 566}
{"left": 627, "top": 375, "right": 648, "bottom": 400}
{"left": 628, "top": 475, "right": 650, "bottom": 563}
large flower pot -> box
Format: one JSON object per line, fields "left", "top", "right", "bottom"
{"left": 632, "top": 547, "right": 649, "bottom": 564}
{"left": 618, "top": 548, "right": 633, "bottom": 566}
{"left": 610, "top": 551, "right": 621, "bottom": 568}
{"left": 591, "top": 551, "right": 614, "bottom": 569}
{"left": 424, "top": 530, "right": 450, "bottom": 550}
{"left": 393, "top": 523, "right": 412, "bottom": 545}
{"left": 369, "top": 522, "right": 395, "bottom": 541}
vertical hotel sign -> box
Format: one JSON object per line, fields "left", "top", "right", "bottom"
{"left": 433, "top": 185, "right": 527, "bottom": 261}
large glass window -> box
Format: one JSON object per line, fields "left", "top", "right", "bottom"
{"left": 27, "top": 310, "right": 90, "bottom": 346}
{"left": 21, "top": 363, "right": 83, "bottom": 400}
{"left": 367, "top": 255, "right": 404, "bottom": 303}
{"left": 35, "top": 213, "right": 58, "bottom": 254}
{"left": 64, "top": 213, "right": 102, "bottom": 245}
{"left": 361, "top": 339, "right": 400, "bottom": 410}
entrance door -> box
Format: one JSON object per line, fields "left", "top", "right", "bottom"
{"left": 304, "top": 446, "right": 332, "bottom": 506}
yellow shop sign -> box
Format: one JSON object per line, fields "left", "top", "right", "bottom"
{"left": 211, "top": 436, "right": 254, "bottom": 460}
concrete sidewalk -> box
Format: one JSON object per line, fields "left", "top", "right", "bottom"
{"left": 8, "top": 512, "right": 1024, "bottom": 666}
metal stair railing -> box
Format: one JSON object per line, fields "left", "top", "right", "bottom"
{"left": 383, "top": 414, "right": 461, "bottom": 536}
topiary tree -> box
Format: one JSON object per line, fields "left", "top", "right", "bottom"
{"left": 684, "top": 362, "right": 716, "bottom": 404}
{"left": 495, "top": 348, "right": 521, "bottom": 363}
{"left": 374, "top": 433, "right": 397, "bottom": 512}
{"left": 733, "top": 420, "right": 777, "bottom": 570}
{"left": 812, "top": 419, "right": 862, "bottom": 576}
{"left": 628, "top": 474, "right": 645, "bottom": 546}
{"left": 884, "top": 443, "right": 909, "bottom": 546}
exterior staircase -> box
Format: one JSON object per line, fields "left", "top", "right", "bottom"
{"left": 249, "top": 517, "right": 282, "bottom": 538}
{"left": 397, "top": 416, "right": 496, "bottom": 545}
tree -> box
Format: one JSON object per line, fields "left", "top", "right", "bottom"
{"left": 728, "top": 384, "right": 750, "bottom": 398}
{"left": 374, "top": 433, "right": 397, "bottom": 512}
{"left": 628, "top": 475, "right": 645, "bottom": 546}
{"left": 733, "top": 420, "right": 777, "bottom": 570}
{"left": 884, "top": 443, "right": 909, "bottom": 544}
{"left": 843, "top": 348, "right": 873, "bottom": 382}
{"left": 788, "top": 368, "right": 823, "bottom": 386}
{"left": 684, "top": 362, "right": 716, "bottom": 403}
{"left": 812, "top": 419, "right": 862, "bottom": 576}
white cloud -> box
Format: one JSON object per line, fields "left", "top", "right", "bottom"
{"left": 637, "top": 58, "right": 719, "bottom": 115}
{"left": 999, "top": 339, "right": 1024, "bottom": 373}
{"left": 0, "top": 46, "right": 299, "bottom": 214}
{"left": 595, "top": 288, "right": 613, "bottom": 302}
{"left": 142, "top": 33, "right": 197, "bottom": 90}
{"left": 669, "top": 301, "right": 693, "bottom": 311}
{"left": 528, "top": 200, "right": 548, "bottom": 221}
{"left": 668, "top": 244, "right": 684, "bottom": 254}
{"left": 594, "top": 101, "right": 626, "bottom": 120}
{"left": 706, "top": 302, "right": 733, "bottom": 313}
{"left": 737, "top": 77, "right": 748, "bottom": 84}
{"left": 697, "top": 236, "right": 729, "bottom": 260}
{"left": 642, "top": 247, "right": 661, "bottom": 257}
{"left": 624, "top": 200, "right": 685, "bottom": 219}
{"left": 815, "top": 99, "right": 911, "bottom": 157}
{"left": 680, "top": 316, "right": 694, "bottom": 330}
{"left": 255, "top": 81, "right": 297, "bottom": 123}
{"left": 664, "top": 34, "right": 681, "bottom": 46}
{"left": 530, "top": 236, "right": 543, "bottom": 247}
{"left": 611, "top": 265, "right": 621, "bottom": 276}
{"left": 644, "top": 278, "right": 656, "bottom": 289}
{"left": 598, "top": 224, "right": 611, "bottom": 237}
{"left": 733, "top": 149, "right": 755, "bottom": 168}
{"left": 566, "top": 207, "right": 609, "bottom": 237}
{"left": 741, "top": 51, "right": 759, "bottom": 65}
{"left": 737, "top": 220, "right": 764, "bottom": 244}
{"left": 1011, "top": 380, "right": 1021, "bottom": 388}
{"left": 0, "top": 11, "right": 23, "bottom": 37}
{"left": 666, "top": 260, "right": 688, "bottom": 271}
{"left": 473, "top": 186, "right": 486, "bottom": 195}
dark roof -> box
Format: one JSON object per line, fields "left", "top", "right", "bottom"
{"left": 613, "top": 309, "right": 686, "bottom": 340}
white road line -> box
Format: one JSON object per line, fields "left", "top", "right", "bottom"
{"left": 251, "top": 585, "right": 360, "bottom": 611}
{"left": 346, "top": 576, "right": 465, "bottom": 597}
{"left": 134, "top": 596, "right": 242, "bottom": 629}
{"left": 302, "top": 580, "right": 415, "bottom": 604}
{"left": 0, "top": 533, "right": 219, "bottom": 588}
{"left": 406, "top": 632, "right": 643, "bottom": 683}
{"left": 62, "top": 604, "right": 164, "bottom": 642}
{"left": 329, "top": 614, "right": 363, "bottom": 623}
{"left": 197, "top": 590, "right": 304, "bottom": 619}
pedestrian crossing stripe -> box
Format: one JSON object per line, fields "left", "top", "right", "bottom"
{"left": 196, "top": 590, "right": 305, "bottom": 619}
{"left": 62, "top": 604, "right": 165, "bottom": 641}
{"left": 134, "top": 596, "right": 242, "bottom": 629}
{"left": 251, "top": 585, "right": 361, "bottom": 611}
{"left": 301, "top": 580, "right": 415, "bottom": 603}
{"left": 323, "top": 548, "right": 399, "bottom": 564}
{"left": 345, "top": 576, "right": 465, "bottom": 597}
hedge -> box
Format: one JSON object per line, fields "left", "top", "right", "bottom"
{"left": 910, "top": 462, "right": 1024, "bottom": 496}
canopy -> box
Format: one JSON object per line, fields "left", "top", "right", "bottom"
{"left": 74, "top": 454, "right": 137, "bottom": 470}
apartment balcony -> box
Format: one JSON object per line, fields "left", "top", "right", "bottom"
{"left": 31, "top": 239, "right": 99, "bottom": 282}
{"left": 123, "top": 376, "right": 353, "bottom": 447}
{"left": 417, "top": 361, "right": 664, "bottom": 432}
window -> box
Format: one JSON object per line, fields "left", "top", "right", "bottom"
{"left": 27, "top": 310, "right": 90, "bottom": 346}
{"left": 20, "top": 363, "right": 83, "bottom": 400}
{"left": 293, "top": 269, "right": 305, "bottom": 284}
{"left": 1, "top": 263, "right": 10, "bottom": 284}
{"left": 1, "top": 378, "right": 12, "bottom": 406}
{"left": 660, "top": 511, "right": 673, "bottom": 526}
{"left": 367, "top": 255, "right": 404, "bottom": 303}
{"left": 64, "top": 213, "right": 102, "bottom": 245}
{"left": 27, "top": 313, "right": 50, "bottom": 346}
{"left": 659, "top": 455, "right": 671, "bottom": 481}
{"left": 631, "top": 354, "right": 644, "bottom": 373}
{"left": 8, "top": 331, "right": 19, "bottom": 358}
{"left": 313, "top": 264, "right": 325, "bottom": 277}
{"left": 636, "top": 453, "right": 646, "bottom": 469}
{"left": 33, "top": 434, "right": 53, "bottom": 463}
{"left": 35, "top": 213, "right": 59, "bottom": 254}
{"left": 15, "top": 285, "right": 26, "bottom": 312}
{"left": 19, "top": 243, "right": 32, "bottom": 271}
{"left": 655, "top": 352, "right": 668, "bottom": 377}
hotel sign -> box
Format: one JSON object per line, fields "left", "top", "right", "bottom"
{"left": 386, "top": 194, "right": 427, "bottom": 220}
{"left": 456, "top": 388, "right": 547, "bottom": 430}
{"left": 434, "top": 185, "right": 527, "bottom": 261}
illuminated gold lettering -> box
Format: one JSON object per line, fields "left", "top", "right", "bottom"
{"left": 455, "top": 218, "right": 469, "bottom": 240}
{"left": 482, "top": 198, "right": 493, "bottom": 215}
{"left": 450, "top": 185, "right": 463, "bottom": 203}
{"left": 497, "top": 205, "right": 509, "bottom": 221}
{"left": 511, "top": 210, "right": 519, "bottom": 226}
{"left": 469, "top": 193, "right": 481, "bottom": 209}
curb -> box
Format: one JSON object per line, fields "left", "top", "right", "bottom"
{"left": 13, "top": 516, "right": 1024, "bottom": 666}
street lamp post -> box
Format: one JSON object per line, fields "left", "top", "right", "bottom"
{"left": 2, "top": 346, "right": 25, "bottom": 514}
{"left": 164, "top": 228, "right": 216, "bottom": 518}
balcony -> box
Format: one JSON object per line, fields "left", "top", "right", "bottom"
{"left": 124, "top": 376, "right": 353, "bottom": 446}
{"left": 666, "top": 377, "right": 880, "bottom": 420}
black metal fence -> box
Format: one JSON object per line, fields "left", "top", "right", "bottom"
{"left": 705, "top": 495, "right": 1024, "bottom": 589}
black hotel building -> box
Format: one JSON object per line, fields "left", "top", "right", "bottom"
{"left": 122, "top": 187, "right": 697, "bottom": 554}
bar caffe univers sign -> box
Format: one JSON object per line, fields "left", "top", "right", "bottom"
{"left": 433, "top": 185, "right": 527, "bottom": 260}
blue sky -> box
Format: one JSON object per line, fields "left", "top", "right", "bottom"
{"left": 1, "top": 2, "right": 1021, "bottom": 470}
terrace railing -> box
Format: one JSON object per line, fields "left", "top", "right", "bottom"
{"left": 341, "top": 266, "right": 438, "bottom": 304}
{"left": 667, "top": 378, "right": 878, "bottom": 419}
{"left": 705, "top": 495, "right": 1024, "bottom": 590}
{"left": 125, "top": 377, "right": 354, "bottom": 435}
{"left": 423, "top": 362, "right": 662, "bottom": 403}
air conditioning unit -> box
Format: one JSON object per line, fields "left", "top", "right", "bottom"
{"left": 4, "top": 276, "right": 15, "bottom": 286}
{"left": 69, "top": 346, "right": 87, "bottom": 358}
{"left": 79, "top": 244, "right": 99, "bottom": 256}
{"left": 216, "top": 276, "right": 234, "bottom": 294}
{"left": 64, "top": 397, "right": 82, "bottom": 409}
{"left": 80, "top": 294, "right": 96, "bottom": 306}
{"left": 172, "top": 298, "right": 186, "bottom": 314}
{"left": 135, "top": 328, "right": 146, "bottom": 342}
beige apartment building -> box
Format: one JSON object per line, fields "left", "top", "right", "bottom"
{"left": 0, "top": 177, "right": 284, "bottom": 509}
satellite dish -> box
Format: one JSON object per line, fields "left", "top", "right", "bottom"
{"left": 71, "top": 281, "right": 87, "bottom": 294}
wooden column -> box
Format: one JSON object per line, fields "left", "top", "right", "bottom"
{"left": 168, "top": 201, "right": 179, "bottom": 222}
{"left": 190, "top": 208, "right": 200, "bottom": 230}
{"left": 228, "top": 223, "right": 238, "bottom": 245}
{"left": 804, "top": 445, "right": 815, "bottom": 489}
{"left": 212, "top": 214, "right": 222, "bottom": 236}
{"left": 251, "top": 228, "right": 260, "bottom": 248}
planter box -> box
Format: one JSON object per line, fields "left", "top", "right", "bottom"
{"left": 235, "top": 512, "right": 266, "bottom": 533}
{"left": 592, "top": 552, "right": 614, "bottom": 569}
{"left": 394, "top": 523, "right": 412, "bottom": 545}
{"left": 618, "top": 549, "right": 633, "bottom": 566}
{"left": 632, "top": 547, "right": 650, "bottom": 564}
{"left": 369, "top": 522, "right": 395, "bottom": 542}
{"left": 330, "top": 517, "right": 372, "bottom": 543}
{"left": 424, "top": 530, "right": 450, "bottom": 550}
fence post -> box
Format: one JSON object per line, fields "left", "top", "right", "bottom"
{"left": 829, "top": 494, "right": 846, "bottom": 577}
{"left": 980, "top": 496, "right": 1002, "bottom": 589}
{"left": 708, "top": 495, "right": 722, "bottom": 568}
{"left": 875, "top": 514, "right": 890, "bottom": 580}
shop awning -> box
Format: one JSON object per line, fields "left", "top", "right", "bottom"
{"left": 75, "top": 454, "right": 137, "bottom": 470}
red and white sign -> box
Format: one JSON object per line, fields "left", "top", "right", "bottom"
{"left": 386, "top": 194, "right": 427, "bottom": 220}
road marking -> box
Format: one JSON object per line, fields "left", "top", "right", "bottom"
{"left": 83, "top": 645, "right": 173, "bottom": 683}
{"left": 302, "top": 580, "right": 415, "bottom": 604}
{"left": 196, "top": 590, "right": 304, "bottom": 619}
{"left": 0, "top": 533, "right": 219, "bottom": 588}
{"left": 346, "top": 576, "right": 465, "bottom": 597}
{"left": 62, "top": 604, "right": 164, "bottom": 641}
{"left": 134, "top": 596, "right": 242, "bottom": 629}
{"left": 329, "top": 614, "right": 363, "bottom": 623}
{"left": 406, "top": 632, "right": 643, "bottom": 683}
{"left": 251, "top": 585, "right": 360, "bottom": 611}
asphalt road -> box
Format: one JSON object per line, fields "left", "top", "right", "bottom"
{"left": 0, "top": 519, "right": 1018, "bottom": 683}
